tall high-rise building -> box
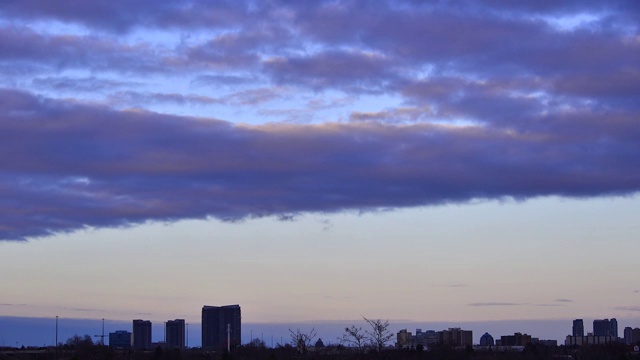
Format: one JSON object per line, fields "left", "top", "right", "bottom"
{"left": 133, "top": 319, "right": 152, "bottom": 350}
{"left": 624, "top": 327, "right": 634, "bottom": 345}
{"left": 593, "top": 319, "right": 617, "bottom": 337}
{"left": 202, "top": 305, "right": 241, "bottom": 350}
{"left": 166, "top": 319, "right": 185, "bottom": 349}
{"left": 573, "top": 319, "right": 584, "bottom": 337}
{"left": 610, "top": 318, "right": 618, "bottom": 338}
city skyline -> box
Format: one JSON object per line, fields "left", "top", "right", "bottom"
{"left": 1, "top": 0, "right": 639, "bottom": 348}
{"left": 3, "top": 313, "right": 640, "bottom": 348}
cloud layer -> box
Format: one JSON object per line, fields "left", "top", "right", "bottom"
{"left": 0, "top": 1, "right": 638, "bottom": 240}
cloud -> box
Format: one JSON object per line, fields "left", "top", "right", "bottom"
{"left": 264, "top": 50, "right": 396, "bottom": 93}
{"left": 615, "top": 306, "right": 640, "bottom": 312}
{"left": 469, "top": 302, "right": 521, "bottom": 307}
{"left": 0, "top": 2, "right": 639, "bottom": 241}
{"left": 554, "top": 299, "right": 573, "bottom": 303}
{"left": 0, "top": 88, "right": 639, "bottom": 240}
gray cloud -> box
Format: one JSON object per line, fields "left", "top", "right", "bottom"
{"left": 469, "top": 302, "right": 522, "bottom": 307}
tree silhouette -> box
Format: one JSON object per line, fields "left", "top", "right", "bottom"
{"left": 340, "top": 325, "right": 367, "bottom": 353}
{"left": 288, "top": 328, "right": 317, "bottom": 354}
{"left": 363, "top": 317, "right": 393, "bottom": 352}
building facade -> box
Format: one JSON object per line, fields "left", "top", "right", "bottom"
{"left": 572, "top": 319, "right": 584, "bottom": 337}
{"left": 396, "top": 329, "right": 412, "bottom": 349}
{"left": 166, "top": 319, "right": 185, "bottom": 349}
{"left": 133, "top": 319, "right": 152, "bottom": 350}
{"left": 438, "top": 328, "right": 472, "bottom": 347}
{"left": 593, "top": 318, "right": 617, "bottom": 337}
{"left": 626, "top": 328, "right": 640, "bottom": 345}
{"left": 565, "top": 335, "right": 615, "bottom": 346}
{"left": 202, "top": 304, "right": 241, "bottom": 350}
{"left": 500, "top": 333, "right": 532, "bottom": 346}
{"left": 109, "top": 330, "right": 132, "bottom": 349}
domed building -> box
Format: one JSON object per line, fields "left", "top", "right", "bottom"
{"left": 480, "top": 332, "right": 494, "bottom": 346}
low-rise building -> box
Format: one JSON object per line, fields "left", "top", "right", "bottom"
{"left": 109, "top": 331, "right": 132, "bottom": 349}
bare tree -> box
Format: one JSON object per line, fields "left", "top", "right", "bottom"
{"left": 363, "top": 317, "right": 394, "bottom": 352}
{"left": 340, "top": 325, "right": 367, "bottom": 353}
{"left": 289, "top": 328, "right": 317, "bottom": 354}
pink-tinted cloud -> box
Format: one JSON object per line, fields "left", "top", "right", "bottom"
{"left": 1, "top": 2, "right": 639, "bottom": 240}
{"left": 0, "top": 89, "right": 638, "bottom": 240}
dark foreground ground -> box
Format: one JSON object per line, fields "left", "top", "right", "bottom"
{"left": 1, "top": 343, "right": 639, "bottom": 360}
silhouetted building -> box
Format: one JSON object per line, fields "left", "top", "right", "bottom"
{"left": 438, "top": 328, "right": 472, "bottom": 347}
{"left": 166, "top": 319, "right": 185, "bottom": 349}
{"left": 593, "top": 318, "right": 617, "bottom": 337}
{"left": 624, "top": 327, "right": 634, "bottom": 345}
{"left": 565, "top": 335, "right": 615, "bottom": 346}
{"left": 500, "top": 333, "right": 531, "bottom": 346}
{"left": 627, "top": 328, "right": 640, "bottom": 345}
{"left": 573, "top": 319, "right": 584, "bottom": 337}
{"left": 202, "top": 304, "right": 241, "bottom": 350}
{"left": 610, "top": 318, "right": 618, "bottom": 338}
{"left": 414, "top": 329, "right": 438, "bottom": 347}
{"left": 133, "top": 319, "right": 152, "bottom": 350}
{"left": 531, "top": 338, "right": 558, "bottom": 347}
{"left": 397, "top": 329, "right": 412, "bottom": 349}
{"left": 480, "top": 332, "right": 494, "bottom": 346}
{"left": 109, "top": 330, "right": 132, "bottom": 349}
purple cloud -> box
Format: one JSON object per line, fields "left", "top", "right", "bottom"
{"left": 1, "top": 88, "right": 638, "bottom": 240}
{"left": 0, "top": 2, "right": 639, "bottom": 241}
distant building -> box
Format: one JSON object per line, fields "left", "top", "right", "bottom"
{"left": 624, "top": 327, "right": 634, "bottom": 345}
{"left": 133, "top": 319, "right": 152, "bottom": 350}
{"left": 500, "top": 333, "right": 532, "bottom": 347}
{"left": 610, "top": 318, "right": 618, "bottom": 338}
{"left": 573, "top": 319, "right": 584, "bottom": 337}
{"left": 109, "top": 330, "right": 132, "bottom": 349}
{"left": 565, "top": 335, "right": 615, "bottom": 346}
{"left": 414, "top": 329, "right": 439, "bottom": 347}
{"left": 397, "top": 329, "right": 412, "bottom": 349}
{"left": 531, "top": 338, "right": 558, "bottom": 347}
{"left": 593, "top": 318, "right": 618, "bottom": 337}
{"left": 479, "top": 332, "right": 494, "bottom": 346}
{"left": 438, "top": 328, "right": 472, "bottom": 347}
{"left": 166, "top": 319, "right": 185, "bottom": 349}
{"left": 627, "top": 328, "right": 640, "bottom": 345}
{"left": 202, "top": 304, "right": 241, "bottom": 350}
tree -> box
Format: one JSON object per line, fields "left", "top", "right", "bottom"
{"left": 340, "top": 325, "right": 367, "bottom": 353}
{"left": 289, "top": 328, "right": 317, "bottom": 354}
{"left": 363, "top": 317, "right": 394, "bottom": 352}
{"left": 65, "top": 334, "right": 94, "bottom": 349}
{"left": 248, "top": 338, "right": 266, "bottom": 348}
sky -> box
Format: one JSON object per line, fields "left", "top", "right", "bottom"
{"left": 0, "top": 0, "right": 639, "bottom": 346}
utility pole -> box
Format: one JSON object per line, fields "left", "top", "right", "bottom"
{"left": 227, "top": 324, "right": 230, "bottom": 352}
{"left": 94, "top": 318, "right": 105, "bottom": 345}
{"left": 186, "top": 323, "right": 189, "bottom": 348}
{"left": 55, "top": 316, "right": 58, "bottom": 360}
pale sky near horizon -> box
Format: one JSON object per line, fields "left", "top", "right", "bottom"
{"left": 1, "top": 0, "right": 639, "bottom": 345}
